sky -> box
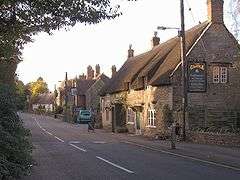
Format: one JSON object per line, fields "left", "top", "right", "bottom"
{"left": 17, "top": 0, "right": 233, "bottom": 91}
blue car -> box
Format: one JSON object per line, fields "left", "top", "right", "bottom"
{"left": 77, "top": 110, "right": 91, "bottom": 124}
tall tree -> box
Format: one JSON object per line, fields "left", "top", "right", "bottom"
{"left": 0, "top": 0, "right": 130, "bottom": 61}
{"left": 27, "top": 77, "right": 49, "bottom": 97}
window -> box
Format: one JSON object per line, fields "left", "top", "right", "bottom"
{"left": 213, "top": 66, "right": 228, "bottom": 84}
{"left": 127, "top": 108, "right": 135, "bottom": 124}
{"left": 147, "top": 109, "right": 156, "bottom": 127}
{"left": 220, "top": 67, "right": 227, "bottom": 83}
{"left": 213, "top": 66, "right": 220, "bottom": 83}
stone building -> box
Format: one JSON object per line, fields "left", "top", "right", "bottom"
{"left": 86, "top": 74, "right": 110, "bottom": 128}
{"left": 101, "top": 0, "right": 240, "bottom": 137}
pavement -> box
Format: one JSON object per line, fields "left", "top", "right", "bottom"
{"left": 20, "top": 113, "right": 240, "bottom": 180}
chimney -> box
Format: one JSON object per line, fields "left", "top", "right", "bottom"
{"left": 111, "top": 65, "right": 117, "bottom": 78}
{"left": 87, "top": 65, "right": 94, "bottom": 80}
{"left": 152, "top": 31, "right": 160, "bottom": 47}
{"left": 79, "top": 73, "right": 86, "bottom": 80}
{"left": 128, "top": 44, "right": 134, "bottom": 58}
{"left": 207, "top": 0, "right": 224, "bottom": 24}
{"left": 95, "top": 64, "right": 100, "bottom": 78}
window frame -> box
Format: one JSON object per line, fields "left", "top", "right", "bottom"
{"left": 127, "top": 108, "right": 135, "bottom": 125}
{"left": 147, "top": 109, "right": 156, "bottom": 128}
{"left": 220, "top": 66, "right": 228, "bottom": 83}
{"left": 212, "top": 65, "right": 228, "bottom": 84}
{"left": 213, "top": 66, "right": 220, "bottom": 83}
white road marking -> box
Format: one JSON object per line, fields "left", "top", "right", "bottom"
{"left": 96, "top": 156, "right": 134, "bottom": 174}
{"left": 55, "top": 136, "right": 64, "bottom": 143}
{"left": 123, "top": 141, "right": 240, "bottom": 172}
{"left": 69, "top": 141, "right": 81, "bottom": 144}
{"left": 46, "top": 132, "right": 53, "bottom": 136}
{"left": 69, "top": 143, "right": 87, "bottom": 152}
{"left": 93, "top": 141, "right": 106, "bottom": 144}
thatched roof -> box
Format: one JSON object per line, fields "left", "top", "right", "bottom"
{"left": 102, "top": 21, "right": 210, "bottom": 95}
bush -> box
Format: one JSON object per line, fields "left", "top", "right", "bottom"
{"left": 55, "top": 106, "right": 63, "bottom": 114}
{"left": 0, "top": 84, "right": 33, "bottom": 179}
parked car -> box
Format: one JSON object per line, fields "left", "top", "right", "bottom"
{"left": 77, "top": 110, "right": 91, "bottom": 124}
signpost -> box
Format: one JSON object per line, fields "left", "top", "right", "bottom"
{"left": 188, "top": 62, "right": 207, "bottom": 93}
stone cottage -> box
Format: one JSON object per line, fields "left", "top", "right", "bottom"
{"left": 101, "top": 0, "right": 240, "bottom": 137}
{"left": 86, "top": 73, "right": 110, "bottom": 127}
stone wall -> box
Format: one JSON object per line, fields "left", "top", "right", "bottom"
{"left": 188, "top": 131, "right": 240, "bottom": 147}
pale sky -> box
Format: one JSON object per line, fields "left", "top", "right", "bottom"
{"left": 17, "top": 0, "right": 233, "bottom": 91}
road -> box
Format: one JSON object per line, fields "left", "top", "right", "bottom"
{"left": 20, "top": 113, "right": 240, "bottom": 180}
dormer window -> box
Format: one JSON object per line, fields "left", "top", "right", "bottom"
{"left": 213, "top": 66, "right": 228, "bottom": 84}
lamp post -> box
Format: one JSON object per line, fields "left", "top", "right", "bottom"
{"left": 157, "top": 0, "right": 187, "bottom": 141}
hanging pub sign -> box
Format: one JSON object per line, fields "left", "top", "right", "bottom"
{"left": 188, "top": 62, "right": 207, "bottom": 92}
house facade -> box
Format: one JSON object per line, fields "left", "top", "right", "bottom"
{"left": 86, "top": 73, "right": 110, "bottom": 128}
{"left": 101, "top": 0, "right": 240, "bottom": 137}
{"left": 32, "top": 93, "right": 55, "bottom": 112}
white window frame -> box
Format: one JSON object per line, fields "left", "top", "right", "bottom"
{"left": 213, "top": 66, "right": 220, "bottom": 83}
{"left": 213, "top": 66, "right": 228, "bottom": 84}
{"left": 147, "top": 109, "right": 156, "bottom": 128}
{"left": 127, "top": 108, "right": 135, "bottom": 125}
{"left": 220, "top": 67, "right": 228, "bottom": 83}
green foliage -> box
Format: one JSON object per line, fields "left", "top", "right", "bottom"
{"left": 0, "top": 84, "right": 33, "bottom": 179}
{"left": 55, "top": 106, "right": 63, "bottom": 114}
{"left": 15, "top": 80, "right": 27, "bottom": 110}
{"left": 0, "top": 0, "right": 136, "bottom": 61}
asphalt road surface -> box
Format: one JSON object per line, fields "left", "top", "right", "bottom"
{"left": 20, "top": 113, "right": 240, "bottom": 180}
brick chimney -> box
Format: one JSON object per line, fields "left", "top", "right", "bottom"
{"left": 87, "top": 65, "right": 94, "bottom": 80}
{"left": 152, "top": 31, "right": 160, "bottom": 47}
{"left": 207, "top": 0, "right": 224, "bottom": 24}
{"left": 79, "top": 73, "right": 86, "bottom": 80}
{"left": 95, "top": 64, "right": 100, "bottom": 78}
{"left": 111, "top": 65, "right": 117, "bottom": 78}
{"left": 128, "top": 44, "right": 134, "bottom": 58}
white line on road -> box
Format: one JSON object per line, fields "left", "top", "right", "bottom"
{"left": 69, "top": 143, "right": 87, "bottom": 152}
{"left": 123, "top": 141, "right": 240, "bottom": 172}
{"left": 93, "top": 141, "right": 106, "bottom": 144}
{"left": 96, "top": 156, "right": 134, "bottom": 174}
{"left": 46, "top": 132, "right": 53, "bottom": 136}
{"left": 54, "top": 136, "right": 64, "bottom": 143}
{"left": 69, "top": 141, "right": 81, "bottom": 144}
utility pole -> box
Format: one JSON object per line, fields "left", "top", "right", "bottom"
{"left": 64, "top": 72, "right": 68, "bottom": 122}
{"left": 180, "top": 0, "right": 187, "bottom": 141}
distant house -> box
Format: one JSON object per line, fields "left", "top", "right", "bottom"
{"left": 101, "top": 0, "right": 240, "bottom": 136}
{"left": 75, "top": 77, "right": 96, "bottom": 109}
{"left": 86, "top": 73, "right": 110, "bottom": 127}
{"left": 32, "top": 93, "right": 55, "bottom": 112}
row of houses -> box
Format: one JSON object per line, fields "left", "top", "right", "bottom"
{"left": 56, "top": 64, "right": 115, "bottom": 127}
{"left": 41, "top": 0, "right": 240, "bottom": 139}
{"left": 100, "top": 0, "right": 240, "bottom": 137}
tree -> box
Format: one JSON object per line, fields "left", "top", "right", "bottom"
{"left": 15, "top": 80, "right": 27, "bottom": 110}
{"left": 229, "top": 0, "right": 240, "bottom": 40}
{"left": 0, "top": 0, "right": 131, "bottom": 61}
{"left": 0, "top": 84, "right": 33, "bottom": 179}
{"left": 27, "top": 77, "right": 49, "bottom": 97}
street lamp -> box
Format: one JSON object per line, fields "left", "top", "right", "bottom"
{"left": 157, "top": 0, "right": 187, "bottom": 141}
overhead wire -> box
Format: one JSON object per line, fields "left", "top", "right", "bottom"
{"left": 185, "top": 0, "right": 208, "bottom": 56}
